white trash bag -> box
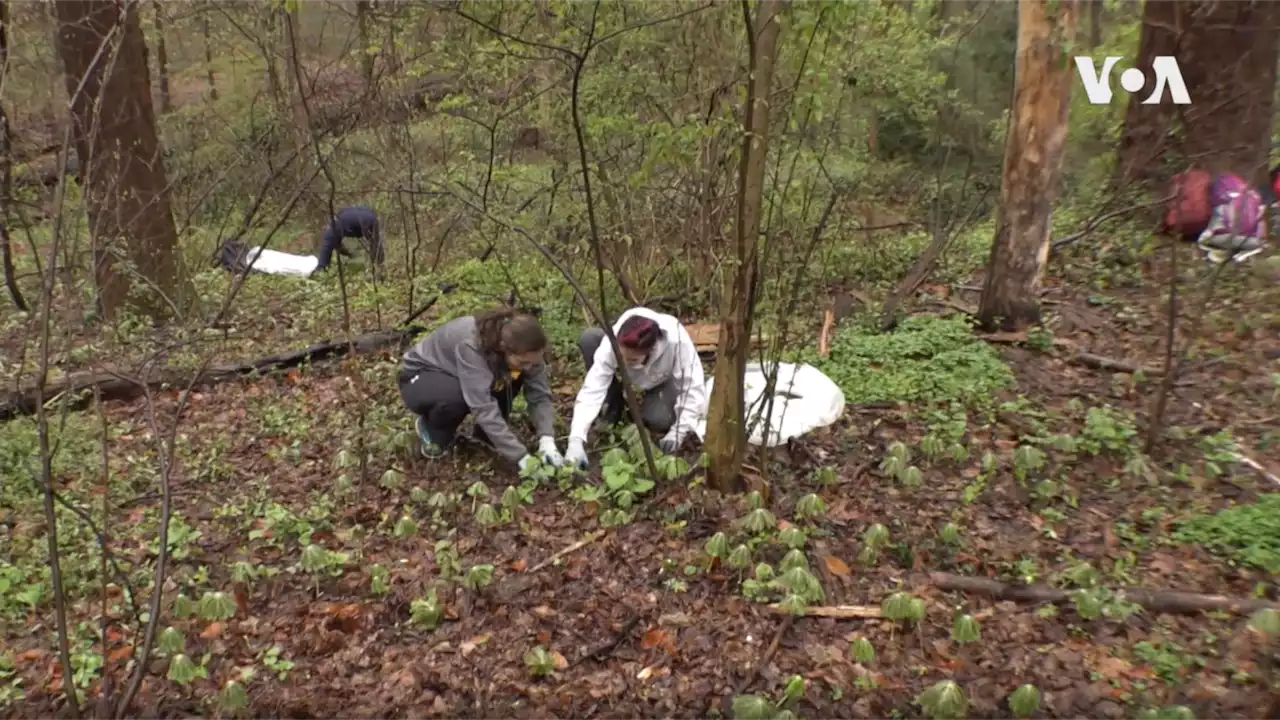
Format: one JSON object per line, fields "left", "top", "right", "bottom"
{"left": 693, "top": 362, "right": 845, "bottom": 447}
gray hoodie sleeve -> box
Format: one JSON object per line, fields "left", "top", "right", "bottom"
{"left": 521, "top": 365, "right": 555, "bottom": 439}
{"left": 452, "top": 343, "right": 529, "bottom": 464}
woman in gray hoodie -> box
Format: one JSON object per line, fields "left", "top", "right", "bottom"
{"left": 398, "top": 307, "right": 564, "bottom": 472}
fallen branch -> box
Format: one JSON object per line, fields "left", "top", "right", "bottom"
{"left": 571, "top": 614, "right": 643, "bottom": 668}
{"left": 765, "top": 603, "right": 882, "bottom": 619}
{"left": 978, "top": 332, "right": 1167, "bottom": 376}
{"left": 1, "top": 323, "right": 428, "bottom": 422}
{"left": 1231, "top": 452, "right": 1280, "bottom": 488}
{"left": 931, "top": 572, "right": 1280, "bottom": 615}
{"left": 528, "top": 529, "right": 607, "bottom": 573}
{"left": 1050, "top": 194, "right": 1174, "bottom": 250}
{"left": 818, "top": 309, "right": 834, "bottom": 357}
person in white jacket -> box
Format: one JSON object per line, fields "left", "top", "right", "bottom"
{"left": 565, "top": 307, "right": 707, "bottom": 469}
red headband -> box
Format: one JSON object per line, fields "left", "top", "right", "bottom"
{"left": 617, "top": 316, "right": 660, "bottom": 350}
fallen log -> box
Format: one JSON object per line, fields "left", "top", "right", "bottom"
{"left": 930, "top": 572, "right": 1280, "bottom": 616}
{"left": 765, "top": 603, "right": 882, "bottom": 619}
{"left": 1, "top": 323, "right": 430, "bottom": 422}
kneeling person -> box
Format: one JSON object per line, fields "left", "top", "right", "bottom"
{"left": 398, "top": 307, "right": 564, "bottom": 472}
{"left": 565, "top": 308, "right": 706, "bottom": 469}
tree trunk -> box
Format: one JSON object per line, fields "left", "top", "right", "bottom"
{"left": 704, "top": 0, "right": 785, "bottom": 494}
{"left": 1115, "top": 1, "right": 1280, "bottom": 187}
{"left": 202, "top": 2, "right": 217, "bottom": 100}
{"left": 152, "top": 1, "right": 171, "bottom": 113}
{"left": 356, "top": 0, "right": 374, "bottom": 89}
{"left": 260, "top": 4, "right": 284, "bottom": 108}
{"left": 54, "top": 0, "right": 191, "bottom": 321}
{"left": 283, "top": 5, "right": 322, "bottom": 215}
{"left": 1178, "top": 0, "right": 1280, "bottom": 185}
{"left": 977, "top": 0, "right": 1076, "bottom": 332}
{"left": 1087, "top": 0, "right": 1102, "bottom": 47}
{"left": 0, "top": 0, "right": 28, "bottom": 312}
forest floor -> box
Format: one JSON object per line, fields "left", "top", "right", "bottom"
{"left": 2, "top": 247, "right": 1280, "bottom": 719}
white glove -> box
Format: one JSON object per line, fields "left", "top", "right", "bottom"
{"left": 659, "top": 433, "right": 679, "bottom": 454}
{"left": 565, "top": 438, "right": 589, "bottom": 470}
{"left": 538, "top": 436, "right": 564, "bottom": 467}
{"left": 518, "top": 454, "right": 541, "bottom": 475}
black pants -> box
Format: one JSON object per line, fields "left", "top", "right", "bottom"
{"left": 315, "top": 206, "right": 385, "bottom": 273}
{"left": 578, "top": 327, "right": 677, "bottom": 433}
{"left": 397, "top": 367, "right": 519, "bottom": 447}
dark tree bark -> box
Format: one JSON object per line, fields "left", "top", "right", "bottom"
{"left": 201, "top": 1, "right": 217, "bottom": 100}
{"left": 54, "top": 0, "right": 191, "bottom": 321}
{"left": 1116, "top": 1, "right": 1280, "bottom": 187}
{"left": 152, "top": 1, "right": 171, "bottom": 113}
{"left": 705, "top": 0, "right": 785, "bottom": 493}
{"left": 1088, "top": 0, "right": 1102, "bottom": 47}
{"left": 977, "top": 0, "right": 1076, "bottom": 332}
{"left": 356, "top": 0, "right": 374, "bottom": 89}
{"left": 0, "top": 0, "right": 28, "bottom": 312}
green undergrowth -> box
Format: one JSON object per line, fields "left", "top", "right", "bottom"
{"left": 805, "top": 313, "right": 1014, "bottom": 409}
{"left": 1174, "top": 494, "right": 1280, "bottom": 573}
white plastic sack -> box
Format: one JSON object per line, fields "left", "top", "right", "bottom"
{"left": 693, "top": 362, "right": 845, "bottom": 447}
{"left": 244, "top": 246, "right": 320, "bottom": 277}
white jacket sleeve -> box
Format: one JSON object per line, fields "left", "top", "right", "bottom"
{"left": 662, "top": 328, "right": 707, "bottom": 447}
{"left": 569, "top": 337, "right": 618, "bottom": 444}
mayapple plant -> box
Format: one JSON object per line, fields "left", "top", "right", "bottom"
{"left": 746, "top": 490, "right": 764, "bottom": 510}
{"left": 524, "top": 645, "right": 557, "bottom": 678}
{"left": 410, "top": 591, "right": 442, "bottom": 630}
{"left": 369, "top": 564, "right": 391, "bottom": 596}
{"left": 462, "top": 564, "right": 494, "bottom": 591}
{"left": 918, "top": 679, "right": 967, "bottom": 720}
{"left": 157, "top": 626, "right": 185, "bottom": 656}
{"left": 1008, "top": 684, "right": 1040, "bottom": 719}
{"left": 938, "top": 523, "right": 962, "bottom": 546}
{"left": 219, "top": 679, "right": 248, "bottom": 713}
{"left": 777, "top": 526, "right": 806, "bottom": 550}
{"left": 860, "top": 523, "right": 890, "bottom": 565}
{"left": 951, "top": 614, "right": 980, "bottom": 644}
{"left": 474, "top": 503, "right": 499, "bottom": 527}
{"left": 850, "top": 636, "right": 875, "bottom": 665}
{"left": 741, "top": 507, "right": 777, "bottom": 536}
{"left": 882, "top": 592, "right": 926, "bottom": 625}
{"left": 727, "top": 545, "right": 752, "bottom": 571}
{"left": 198, "top": 591, "right": 236, "bottom": 621}
{"left": 900, "top": 465, "right": 923, "bottom": 489}
{"left": 379, "top": 469, "right": 404, "bottom": 490}
{"left": 705, "top": 532, "right": 730, "bottom": 562}
{"left": 921, "top": 435, "right": 946, "bottom": 461}
{"left": 393, "top": 514, "right": 418, "bottom": 538}
{"left": 794, "top": 493, "right": 826, "bottom": 521}
{"left": 167, "top": 653, "right": 207, "bottom": 685}
{"left": 1249, "top": 607, "right": 1280, "bottom": 637}
{"left": 466, "top": 481, "right": 490, "bottom": 512}
{"left": 779, "top": 549, "right": 809, "bottom": 573}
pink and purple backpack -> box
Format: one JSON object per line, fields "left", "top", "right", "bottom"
{"left": 1208, "top": 173, "right": 1264, "bottom": 239}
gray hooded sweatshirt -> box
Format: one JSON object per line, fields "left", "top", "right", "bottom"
{"left": 401, "top": 316, "right": 555, "bottom": 463}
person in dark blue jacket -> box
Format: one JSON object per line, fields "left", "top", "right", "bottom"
{"left": 315, "top": 205, "right": 385, "bottom": 275}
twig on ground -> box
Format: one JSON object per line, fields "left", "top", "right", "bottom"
{"left": 764, "top": 604, "right": 882, "bottom": 619}
{"left": 571, "top": 614, "right": 643, "bottom": 668}
{"left": 528, "top": 530, "right": 607, "bottom": 573}
{"left": 931, "top": 571, "right": 1280, "bottom": 614}
{"left": 1231, "top": 453, "right": 1280, "bottom": 487}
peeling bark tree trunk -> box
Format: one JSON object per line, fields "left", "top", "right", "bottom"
{"left": 0, "top": 0, "right": 28, "bottom": 312}
{"left": 1116, "top": 1, "right": 1280, "bottom": 187}
{"left": 977, "top": 0, "right": 1076, "bottom": 333}
{"left": 54, "top": 0, "right": 191, "bottom": 321}
{"left": 705, "top": 0, "right": 785, "bottom": 494}
{"left": 152, "top": 1, "right": 171, "bottom": 113}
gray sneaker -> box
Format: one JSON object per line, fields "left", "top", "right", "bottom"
{"left": 415, "top": 416, "right": 447, "bottom": 459}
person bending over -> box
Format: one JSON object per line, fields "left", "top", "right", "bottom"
{"left": 398, "top": 307, "right": 565, "bottom": 472}
{"left": 314, "top": 205, "right": 386, "bottom": 274}
{"left": 565, "top": 307, "right": 706, "bottom": 469}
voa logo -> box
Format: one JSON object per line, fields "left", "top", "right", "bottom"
{"left": 1074, "top": 56, "right": 1191, "bottom": 106}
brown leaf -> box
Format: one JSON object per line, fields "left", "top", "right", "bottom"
{"left": 461, "top": 633, "right": 491, "bottom": 656}
{"left": 640, "top": 628, "right": 669, "bottom": 650}
{"left": 822, "top": 555, "right": 852, "bottom": 577}
{"left": 200, "top": 622, "right": 225, "bottom": 639}
{"left": 549, "top": 650, "right": 568, "bottom": 670}
{"left": 536, "top": 630, "right": 551, "bottom": 645}
{"left": 510, "top": 558, "right": 528, "bottom": 572}
{"left": 107, "top": 645, "right": 134, "bottom": 664}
